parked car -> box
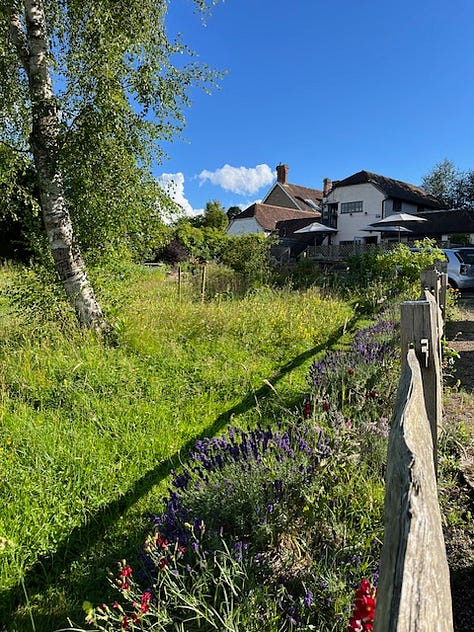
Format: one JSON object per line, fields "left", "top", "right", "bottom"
{"left": 443, "top": 248, "right": 474, "bottom": 290}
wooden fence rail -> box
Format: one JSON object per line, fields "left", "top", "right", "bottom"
{"left": 374, "top": 269, "right": 453, "bottom": 631}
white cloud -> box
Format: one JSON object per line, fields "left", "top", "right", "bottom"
{"left": 198, "top": 163, "right": 275, "bottom": 195}
{"left": 157, "top": 172, "right": 202, "bottom": 217}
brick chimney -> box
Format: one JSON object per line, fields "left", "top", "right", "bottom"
{"left": 323, "top": 177, "right": 332, "bottom": 196}
{"left": 276, "top": 163, "right": 289, "bottom": 184}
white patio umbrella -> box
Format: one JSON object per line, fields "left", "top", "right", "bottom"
{"left": 370, "top": 212, "right": 428, "bottom": 226}
{"left": 361, "top": 224, "right": 413, "bottom": 242}
{"left": 294, "top": 222, "right": 338, "bottom": 233}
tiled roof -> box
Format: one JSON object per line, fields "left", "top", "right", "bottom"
{"left": 284, "top": 183, "right": 323, "bottom": 211}
{"left": 233, "top": 203, "right": 319, "bottom": 232}
{"left": 275, "top": 217, "right": 320, "bottom": 235}
{"left": 332, "top": 170, "right": 443, "bottom": 209}
{"left": 408, "top": 208, "right": 474, "bottom": 235}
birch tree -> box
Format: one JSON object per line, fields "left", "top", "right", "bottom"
{"left": 1, "top": 0, "right": 218, "bottom": 329}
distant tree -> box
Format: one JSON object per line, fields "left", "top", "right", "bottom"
{"left": 227, "top": 206, "right": 242, "bottom": 222}
{"left": 422, "top": 159, "right": 474, "bottom": 208}
{"left": 202, "top": 200, "right": 228, "bottom": 231}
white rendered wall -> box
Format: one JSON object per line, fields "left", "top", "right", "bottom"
{"left": 227, "top": 218, "right": 266, "bottom": 235}
{"left": 325, "top": 183, "right": 385, "bottom": 244}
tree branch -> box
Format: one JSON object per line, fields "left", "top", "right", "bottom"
{"left": 0, "top": 139, "right": 30, "bottom": 154}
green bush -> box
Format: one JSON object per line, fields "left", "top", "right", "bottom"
{"left": 221, "top": 233, "right": 273, "bottom": 284}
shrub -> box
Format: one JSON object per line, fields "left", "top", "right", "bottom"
{"left": 221, "top": 233, "right": 273, "bottom": 284}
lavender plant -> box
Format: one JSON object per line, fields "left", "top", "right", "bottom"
{"left": 309, "top": 319, "right": 398, "bottom": 427}
{"left": 79, "top": 415, "right": 385, "bottom": 631}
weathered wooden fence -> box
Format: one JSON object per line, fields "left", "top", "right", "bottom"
{"left": 374, "top": 268, "right": 454, "bottom": 631}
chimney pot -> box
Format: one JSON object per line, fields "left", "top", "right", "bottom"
{"left": 323, "top": 178, "right": 332, "bottom": 196}
{"left": 276, "top": 164, "right": 289, "bottom": 185}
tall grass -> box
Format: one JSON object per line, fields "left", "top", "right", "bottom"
{"left": 0, "top": 263, "right": 353, "bottom": 631}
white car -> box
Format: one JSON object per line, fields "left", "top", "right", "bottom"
{"left": 443, "top": 248, "right": 474, "bottom": 290}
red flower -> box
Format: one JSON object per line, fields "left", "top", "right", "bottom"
{"left": 348, "top": 368, "right": 354, "bottom": 376}
{"left": 156, "top": 534, "right": 168, "bottom": 549}
{"left": 349, "top": 579, "right": 377, "bottom": 631}
{"left": 158, "top": 557, "right": 168, "bottom": 569}
{"left": 322, "top": 401, "right": 330, "bottom": 411}
{"left": 121, "top": 615, "right": 129, "bottom": 630}
{"left": 120, "top": 565, "right": 133, "bottom": 578}
{"left": 303, "top": 401, "right": 312, "bottom": 418}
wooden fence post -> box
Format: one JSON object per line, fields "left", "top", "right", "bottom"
{"left": 374, "top": 349, "right": 453, "bottom": 631}
{"left": 178, "top": 264, "right": 182, "bottom": 301}
{"left": 400, "top": 291, "right": 442, "bottom": 473}
{"left": 420, "top": 267, "right": 447, "bottom": 323}
{"left": 200, "top": 264, "right": 207, "bottom": 302}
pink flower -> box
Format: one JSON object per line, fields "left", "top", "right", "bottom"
{"left": 156, "top": 533, "right": 168, "bottom": 549}
{"left": 120, "top": 565, "right": 133, "bottom": 578}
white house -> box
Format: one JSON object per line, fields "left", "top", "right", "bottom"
{"left": 321, "top": 171, "right": 444, "bottom": 245}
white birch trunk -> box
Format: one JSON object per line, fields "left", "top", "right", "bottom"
{"left": 9, "top": 1, "right": 108, "bottom": 331}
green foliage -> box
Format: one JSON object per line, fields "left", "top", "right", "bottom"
{"left": 422, "top": 158, "right": 474, "bottom": 208}
{"left": 221, "top": 233, "right": 273, "bottom": 283}
{"left": 345, "top": 239, "right": 446, "bottom": 302}
{"left": 0, "top": 147, "right": 45, "bottom": 261}
{"left": 201, "top": 200, "right": 229, "bottom": 231}
{"left": 171, "top": 219, "right": 230, "bottom": 262}
{"left": 374, "top": 239, "right": 446, "bottom": 289}
{"left": 0, "top": 264, "right": 353, "bottom": 631}
{"left": 226, "top": 205, "right": 242, "bottom": 221}
{"left": 0, "top": 1, "right": 223, "bottom": 262}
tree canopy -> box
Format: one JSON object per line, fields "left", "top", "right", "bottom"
{"left": 422, "top": 159, "right": 474, "bottom": 209}
{"left": 0, "top": 0, "right": 220, "bottom": 327}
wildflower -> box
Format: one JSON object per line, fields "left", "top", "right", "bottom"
{"left": 348, "top": 368, "right": 354, "bottom": 376}
{"left": 156, "top": 533, "right": 168, "bottom": 549}
{"left": 140, "top": 591, "right": 151, "bottom": 614}
{"left": 158, "top": 557, "right": 168, "bottom": 569}
{"left": 348, "top": 578, "right": 377, "bottom": 631}
{"left": 303, "top": 590, "right": 313, "bottom": 608}
{"left": 303, "top": 400, "right": 312, "bottom": 418}
{"left": 121, "top": 615, "right": 129, "bottom": 630}
{"left": 322, "top": 401, "right": 330, "bottom": 411}
{"left": 120, "top": 565, "right": 133, "bottom": 578}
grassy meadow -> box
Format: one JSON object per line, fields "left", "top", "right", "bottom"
{"left": 0, "top": 263, "right": 356, "bottom": 631}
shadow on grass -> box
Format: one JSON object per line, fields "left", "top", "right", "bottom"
{"left": 1, "top": 315, "right": 360, "bottom": 629}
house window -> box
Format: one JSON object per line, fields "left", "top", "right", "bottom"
{"left": 392, "top": 199, "right": 402, "bottom": 212}
{"left": 327, "top": 203, "right": 338, "bottom": 228}
{"left": 322, "top": 203, "right": 338, "bottom": 228}
{"left": 340, "top": 201, "right": 363, "bottom": 214}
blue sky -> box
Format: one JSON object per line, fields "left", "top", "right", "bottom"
{"left": 157, "top": 0, "right": 474, "bottom": 216}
